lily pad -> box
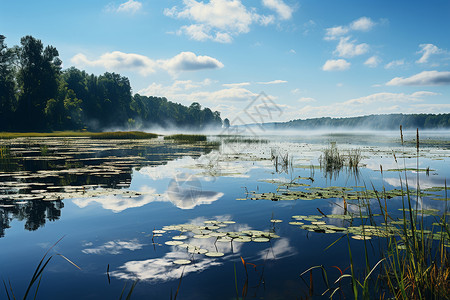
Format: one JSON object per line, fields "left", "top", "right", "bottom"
{"left": 205, "top": 251, "right": 224, "bottom": 257}
{"left": 165, "top": 241, "right": 184, "bottom": 246}
{"left": 173, "top": 259, "right": 191, "bottom": 265}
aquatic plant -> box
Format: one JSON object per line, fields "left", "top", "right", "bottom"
{"left": 319, "top": 143, "right": 344, "bottom": 179}
{"left": 299, "top": 127, "right": 450, "bottom": 299}
{"left": 379, "top": 127, "right": 450, "bottom": 299}
{"left": 319, "top": 143, "right": 363, "bottom": 179}
{"left": 90, "top": 131, "right": 158, "bottom": 139}
{"left": 222, "top": 137, "right": 268, "bottom": 144}
{"left": 164, "top": 134, "right": 207, "bottom": 142}
{"left": 270, "top": 149, "right": 293, "bottom": 174}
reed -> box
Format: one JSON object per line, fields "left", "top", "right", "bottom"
{"left": 301, "top": 127, "right": 449, "bottom": 299}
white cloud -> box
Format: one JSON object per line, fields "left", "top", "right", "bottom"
{"left": 384, "top": 59, "right": 404, "bottom": 69}
{"left": 191, "top": 87, "right": 258, "bottom": 101}
{"left": 179, "top": 24, "right": 212, "bottom": 41}
{"left": 138, "top": 82, "right": 258, "bottom": 104}
{"left": 350, "top": 17, "right": 376, "bottom": 31}
{"left": 106, "top": 0, "right": 143, "bottom": 14}
{"left": 416, "top": 43, "right": 444, "bottom": 64}
{"left": 324, "top": 26, "right": 349, "bottom": 40}
{"left": 178, "top": 24, "right": 234, "bottom": 43}
{"left": 165, "top": 0, "right": 257, "bottom": 42}
{"left": 165, "top": 0, "right": 288, "bottom": 42}
{"left": 262, "top": 0, "right": 294, "bottom": 20}
{"left": 364, "top": 55, "right": 381, "bottom": 68}
{"left": 324, "top": 16, "right": 376, "bottom": 40}
{"left": 117, "top": 0, "right": 142, "bottom": 14}
{"left": 322, "top": 59, "right": 350, "bottom": 71}
{"left": 386, "top": 70, "right": 450, "bottom": 86}
{"left": 256, "top": 79, "right": 287, "bottom": 85}
{"left": 334, "top": 37, "right": 369, "bottom": 58}
{"left": 214, "top": 32, "right": 233, "bottom": 43}
{"left": 71, "top": 51, "right": 156, "bottom": 75}
{"left": 159, "top": 51, "right": 224, "bottom": 71}
{"left": 71, "top": 51, "right": 223, "bottom": 75}
{"left": 222, "top": 82, "right": 250, "bottom": 88}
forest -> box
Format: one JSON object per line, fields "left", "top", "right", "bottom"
{"left": 268, "top": 113, "right": 450, "bottom": 130}
{"left": 0, "top": 35, "right": 224, "bottom": 132}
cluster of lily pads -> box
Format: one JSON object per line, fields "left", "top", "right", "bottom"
{"left": 152, "top": 220, "right": 280, "bottom": 265}
{"left": 287, "top": 213, "right": 449, "bottom": 247}
{"left": 247, "top": 182, "right": 448, "bottom": 202}
{"left": 0, "top": 137, "right": 218, "bottom": 204}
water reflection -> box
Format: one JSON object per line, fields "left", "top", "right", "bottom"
{"left": 0, "top": 138, "right": 217, "bottom": 237}
{"left": 71, "top": 184, "right": 223, "bottom": 212}
{"left": 166, "top": 173, "right": 224, "bottom": 209}
{"left": 110, "top": 215, "right": 285, "bottom": 283}
{"left": 82, "top": 239, "right": 145, "bottom": 255}
{"left": 0, "top": 200, "right": 63, "bottom": 237}
{"left": 257, "top": 238, "right": 296, "bottom": 260}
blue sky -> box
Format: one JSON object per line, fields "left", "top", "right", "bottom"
{"left": 1, "top": 0, "right": 449, "bottom": 123}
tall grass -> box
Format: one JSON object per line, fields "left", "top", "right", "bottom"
{"left": 319, "top": 143, "right": 362, "bottom": 177}
{"left": 380, "top": 127, "right": 450, "bottom": 299}
{"left": 301, "top": 127, "right": 449, "bottom": 299}
{"left": 270, "top": 149, "right": 293, "bottom": 174}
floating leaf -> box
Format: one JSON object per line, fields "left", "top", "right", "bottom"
{"left": 165, "top": 241, "right": 184, "bottom": 246}
{"left": 351, "top": 235, "right": 372, "bottom": 240}
{"left": 289, "top": 221, "right": 304, "bottom": 225}
{"left": 253, "top": 237, "right": 270, "bottom": 242}
{"left": 173, "top": 259, "right": 191, "bottom": 265}
{"left": 205, "top": 252, "right": 224, "bottom": 257}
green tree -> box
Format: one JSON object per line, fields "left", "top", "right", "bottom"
{"left": 16, "top": 36, "right": 61, "bottom": 130}
{"left": 0, "top": 35, "right": 16, "bottom": 130}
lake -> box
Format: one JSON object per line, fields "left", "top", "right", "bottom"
{"left": 1, "top": 131, "right": 449, "bottom": 299}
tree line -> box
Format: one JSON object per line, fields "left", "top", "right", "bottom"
{"left": 0, "top": 35, "right": 225, "bottom": 132}
{"left": 270, "top": 113, "right": 450, "bottom": 130}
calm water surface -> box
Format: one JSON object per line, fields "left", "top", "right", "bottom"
{"left": 1, "top": 131, "right": 449, "bottom": 299}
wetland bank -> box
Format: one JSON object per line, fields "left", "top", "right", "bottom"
{"left": 0, "top": 130, "right": 449, "bottom": 299}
